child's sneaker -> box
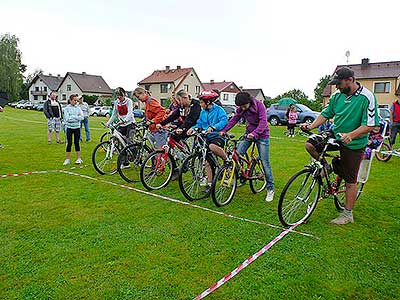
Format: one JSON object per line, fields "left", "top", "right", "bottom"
{"left": 75, "top": 158, "right": 83, "bottom": 164}
{"left": 265, "top": 190, "right": 274, "bottom": 202}
{"left": 331, "top": 211, "right": 354, "bottom": 225}
{"left": 63, "top": 159, "right": 70, "bottom": 166}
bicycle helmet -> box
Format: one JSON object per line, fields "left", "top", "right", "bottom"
{"left": 235, "top": 92, "right": 252, "bottom": 106}
{"left": 199, "top": 90, "right": 219, "bottom": 104}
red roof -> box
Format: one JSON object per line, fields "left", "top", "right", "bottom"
{"left": 322, "top": 85, "right": 332, "bottom": 97}
{"left": 139, "top": 67, "right": 193, "bottom": 84}
{"left": 335, "top": 60, "right": 400, "bottom": 79}
{"left": 202, "top": 81, "right": 241, "bottom": 93}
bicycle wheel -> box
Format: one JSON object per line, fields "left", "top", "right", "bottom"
{"left": 140, "top": 150, "right": 174, "bottom": 190}
{"left": 278, "top": 168, "right": 320, "bottom": 227}
{"left": 178, "top": 152, "right": 215, "bottom": 201}
{"left": 92, "top": 141, "right": 120, "bottom": 175}
{"left": 212, "top": 164, "right": 237, "bottom": 207}
{"left": 117, "top": 144, "right": 151, "bottom": 183}
{"left": 375, "top": 142, "right": 392, "bottom": 162}
{"left": 333, "top": 177, "right": 365, "bottom": 211}
{"left": 100, "top": 131, "right": 111, "bottom": 143}
{"left": 249, "top": 158, "right": 267, "bottom": 194}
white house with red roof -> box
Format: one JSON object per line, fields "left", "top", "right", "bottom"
{"left": 138, "top": 66, "right": 204, "bottom": 106}
{"left": 28, "top": 73, "right": 63, "bottom": 103}
{"left": 202, "top": 80, "right": 241, "bottom": 105}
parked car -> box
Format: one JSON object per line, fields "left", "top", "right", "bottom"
{"left": 267, "top": 103, "right": 319, "bottom": 126}
{"left": 378, "top": 107, "right": 390, "bottom": 120}
{"left": 16, "top": 100, "right": 28, "bottom": 109}
{"left": 90, "top": 106, "right": 112, "bottom": 117}
{"left": 222, "top": 105, "right": 237, "bottom": 120}
{"left": 32, "top": 101, "right": 45, "bottom": 110}
{"left": 35, "top": 103, "right": 45, "bottom": 111}
{"left": 24, "top": 102, "right": 34, "bottom": 110}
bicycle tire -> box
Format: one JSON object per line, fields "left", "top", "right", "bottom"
{"left": 117, "top": 144, "right": 152, "bottom": 183}
{"left": 249, "top": 158, "right": 267, "bottom": 194}
{"left": 375, "top": 142, "right": 392, "bottom": 162}
{"left": 333, "top": 177, "right": 365, "bottom": 211}
{"left": 100, "top": 131, "right": 111, "bottom": 143}
{"left": 140, "top": 150, "right": 174, "bottom": 190}
{"left": 178, "top": 152, "right": 215, "bottom": 201}
{"left": 211, "top": 164, "right": 237, "bottom": 207}
{"left": 92, "top": 141, "right": 120, "bottom": 175}
{"left": 278, "top": 168, "right": 320, "bottom": 227}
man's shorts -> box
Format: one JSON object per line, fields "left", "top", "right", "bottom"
{"left": 306, "top": 133, "right": 364, "bottom": 184}
{"left": 48, "top": 118, "right": 62, "bottom": 132}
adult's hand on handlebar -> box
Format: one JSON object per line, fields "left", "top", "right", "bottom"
{"left": 247, "top": 133, "right": 254, "bottom": 140}
{"left": 300, "top": 123, "right": 310, "bottom": 131}
{"left": 339, "top": 132, "right": 352, "bottom": 144}
{"left": 219, "top": 131, "right": 225, "bottom": 136}
{"left": 187, "top": 128, "right": 194, "bottom": 135}
{"left": 155, "top": 123, "right": 162, "bottom": 130}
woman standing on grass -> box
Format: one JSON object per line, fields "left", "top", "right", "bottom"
{"left": 63, "top": 94, "right": 84, "bottom": 165}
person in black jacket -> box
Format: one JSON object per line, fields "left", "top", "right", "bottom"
{"left": 156, "top": 89, "right": 201, "bottom": 142}
{"left": 43, "top": 91, "right": 63, "bottom": 144}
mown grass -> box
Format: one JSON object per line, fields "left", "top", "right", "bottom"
{"left": 0, "top": 108, "right": 399, "bottom": 299}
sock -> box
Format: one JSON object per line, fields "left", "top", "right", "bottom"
{"left": 344, "top": 208, "right": 352, "bottom": 216}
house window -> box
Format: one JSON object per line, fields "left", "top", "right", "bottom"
{"left": 195, "top": 86, "right": 200, "bottom": 95}
{"left": 43, "top": 95, "right": 47, "bottom": 101}
{"left": 35, "top": 86, "right": 39, "bottom": 92}
{"left": 160, "top": 84, "right": 168, "bottom": 93}
{"left": 160, "top": 98, "right": 168, "bottom": 107}
{"left": 62, "top": 94, "right": 67, "bottom": 101}
{"left": 67, "top": 84, "right": 72, "bottom": 91}
{"left": 184, "top": 84, "right": 189, "bottom": 92}
{"left": 223, "top": 94, "right": 229, "bottom": 101}
{"left": 44, "top": 87, "right": 47, "bottom": 92}
{"left": 34, "top": 95, "right": 38, "bottom": 100}
{"left": 374, "top": 82, "right": 390, "bottom": 93}
{"left": 145, "top": 84, "right": 151, "bottom": 92}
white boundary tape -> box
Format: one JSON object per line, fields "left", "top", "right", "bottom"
{"left": 193, "top": 222, "right": 300, "bottom": 299}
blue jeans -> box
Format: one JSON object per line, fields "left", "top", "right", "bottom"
{"left": 236, "top": 137, "right": 274, "bottom": 191}
{"left": 80, "top": 117, "right": 90, "bottom": 141}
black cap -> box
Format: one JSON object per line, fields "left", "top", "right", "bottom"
{"left": 328, "top": 67, "right": 354, "bottom": 85}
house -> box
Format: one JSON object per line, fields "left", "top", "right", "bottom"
{"left": 138, "top": 66, "right": 204, "bottom": 107}
{"left": 323, "top": 58, "right": 400, "bottom": 106}
{"left": 242, "top": 88, "right": 269, "bottom": 102}
{"left": 202, "top": 80, "right": 241, "bottom": 105}
{"left": 28, "top": 73, "right": 63, "bottom": 103}
{"left": 57, "top": 72, "right": 113, "bottom": 104}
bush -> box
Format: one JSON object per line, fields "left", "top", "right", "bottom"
{"left": 82, "top": 95, "right": 98, "bottom": 105}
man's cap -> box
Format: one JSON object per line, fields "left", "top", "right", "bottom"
{"left": 328, "top": 67, "right": 354, "bottom": 85}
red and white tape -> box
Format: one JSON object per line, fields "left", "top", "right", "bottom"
{"left": 0, "top": 165, "right": 87, "bottom": 179}
{"left": 193, "top": 222, "right": 300, "bottom": 300}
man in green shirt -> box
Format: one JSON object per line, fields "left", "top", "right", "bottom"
{"left": 301, "top": 67, "right": 379, "bottom": 225}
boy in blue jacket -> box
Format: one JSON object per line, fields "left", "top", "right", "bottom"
{"left": 187, "top": 90, "right": 228, "bottom": 189}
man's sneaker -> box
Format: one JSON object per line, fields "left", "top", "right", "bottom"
{"left": 265, "top": 190, "right": 274, "bottom": 202}
{"left": 199, "top": 177, "right": 208, "bottom": 186}
{"left": 63, "top": 159, "right": 70, "bottom": 166}
{"left": 75, "top": 158, "right": 83, "bottom": 164}
{"left": 330, "top": 211, "right": 354, "bottom": 225}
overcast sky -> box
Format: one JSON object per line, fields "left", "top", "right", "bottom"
{"left": 1, "top": 0, "right": 399, "bottom": 98}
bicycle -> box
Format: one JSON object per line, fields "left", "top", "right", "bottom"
{"left": 278, "top": 131, "right": 365, "bottom": 227}
{"left": 116, "top": 119, "right": 153, "bottom": 183}
{"left": 140, "top": 127, "right": 191, "bottom": 190}
{"left": 178, "top": 129, "right": 221, "bottom": 201}
{"left": 210, "top": 134, "right": 267, "bottom": 207}
{"left": 91, "top": 122, "right": 128, "bottom": 175}
{"left": 375, "top": 120, "right": 400, "bottom": 162}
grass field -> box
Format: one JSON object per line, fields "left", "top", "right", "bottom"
{"left": 0, "top": 108, "right": 399, "bottom": 299}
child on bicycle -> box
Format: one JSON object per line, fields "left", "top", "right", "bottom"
{"left": 286, "top": 104, "right": 297, "bottom": 137}
{"left": 106, "top": 87, "right": 135, "bottom": 141}
{"left": 187, "top": 90, "right": 228, "bottom": 191}
{"left": 220, "top": 91, "right": 275, "bottom": 202}
{"left": 133, "top": 87, "right": 167, "bottom": 148}
{"left": 364, "top": 126, "right": 383, "bottom": 159}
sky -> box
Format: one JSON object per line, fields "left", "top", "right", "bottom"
{"left": 1, "top": 0, "right": 399, "bottom": 98}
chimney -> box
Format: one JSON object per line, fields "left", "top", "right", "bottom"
{"left": 165, "top": 66, "right": 170, "bottom": 71}
{"left": 82, "top": 72, "right": 86, "bottom": 75}
{"left": 210, "top": 79, "right": 214, "bottom": 84}
{"left": 239, "top": 86, "right": 243, "bottom": 90}
{"left": 177, "top": 65, "right": 181, "bottom": 69}
{"left": 57, "top": 74, "right": 61, "bottom": 78}
{"left": 361, "top": 58, "right": 369, "bottom": 68}
{"left": 49, "top": 73, "right": 52, "bottom": 76}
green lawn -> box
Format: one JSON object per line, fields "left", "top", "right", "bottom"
{"left": 0, "top": 108, "right": 399, "bottom": 299}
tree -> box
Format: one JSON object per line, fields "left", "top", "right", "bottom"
{"left": 314, "top": 75, "right": 330, "bottom": 105}
{"left": 271, "top": 88, "right": 322, "bottom": 111}
{"left": 0, "top": 33, "right": 25, "bottom": 101}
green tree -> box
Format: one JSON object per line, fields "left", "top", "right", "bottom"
{"left": 314, "top": 75, "right": 330, "bottom": 105}
{"left": 271, "top": 88, "right": 322, "bottom": 111}
{"left": 0, "top": 33, "right": 25, "bottom": 101}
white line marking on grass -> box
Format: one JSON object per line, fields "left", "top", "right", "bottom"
{"left": 59, "top": 170, "right": 318, "bottom": 239}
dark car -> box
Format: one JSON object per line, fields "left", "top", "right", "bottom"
{"left": 267, "top": 103, "right": 319, "bottom": 126}
{"left": 222, "top": 105, "right": 237, "bottom": 119}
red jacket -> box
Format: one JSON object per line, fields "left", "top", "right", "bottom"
{"left": 144, "top": 97, "right": 166, "bottom": 132}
